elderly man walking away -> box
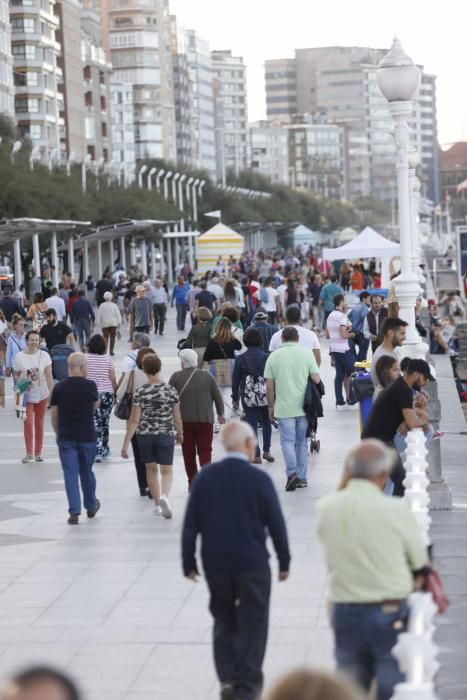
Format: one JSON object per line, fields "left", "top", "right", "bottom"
{"left": 169, "top": 349, "right": 225, "bottom": 490}
{"left": 181, "top": 422, "right": 290, "bottom": 700}
{"left": 317, "top": 439, "right": 429, "bottom": 700}
{"left": 50, "top": 352, "right": 101, "bottom": 525}
{"left": 265, "top": 326, "right": 321, "bottom": 491}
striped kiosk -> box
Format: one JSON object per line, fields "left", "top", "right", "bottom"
{"left": 196, "top": 222, "right": 244, "bottom": 274}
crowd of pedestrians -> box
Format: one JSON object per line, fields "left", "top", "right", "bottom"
{"left": 0, "top": 243, "right": 462, "bottom": 700}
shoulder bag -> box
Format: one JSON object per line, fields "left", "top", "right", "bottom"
{"left": 114, "top": 369, "right": 135, "bottom": 420}
{"left": 177, "top": 368, "right": 198, "bottom": 400}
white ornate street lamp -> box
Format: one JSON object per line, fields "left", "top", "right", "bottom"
{"left": 408, "top": 147, "right": 424, "bottom": 283}
{"left": 377, "top": 38, "right": 426, "bottom": 357}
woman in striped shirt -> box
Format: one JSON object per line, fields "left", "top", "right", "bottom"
{"left": 86, "top": 334, "right": 117, "bottom": 462}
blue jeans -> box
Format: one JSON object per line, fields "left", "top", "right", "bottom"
{"left": 176, "top": 303, "right": 188, "bottom": 330}
{"left": 58, "top": 440, "right": 98, "bottom": 515}
{"left": 333, "top": 349, "right": 356, "bottom": 404}
{"left": 332, "top": 602, "right": 408, "bottom": 700}
{"left": 243, "top": 406, "right": 272, "bottom": 457}
{"left": 277, "top": 416, "right": 308, "bottom": 479}
{"left": 74, "top": 318, "right": 91, "bottom": 351}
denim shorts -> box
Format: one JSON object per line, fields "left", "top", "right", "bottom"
{"left": 137, "top": 433, "right": 175, "bottom": 465}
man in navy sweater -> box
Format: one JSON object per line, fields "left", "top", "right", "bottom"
{"left": 181, "top": 421, "right": 290, "bottom": 700}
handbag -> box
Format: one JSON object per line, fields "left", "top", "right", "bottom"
{"left": 114, "top": 370, "right": 135, "bottom": 420}
{"left": 424, "top": 568, "right": 449, "bottom": 614}
{"left": 209, "top": 342, "right": 233, "bottom": 387}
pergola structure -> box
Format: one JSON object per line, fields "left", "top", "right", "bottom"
{"left": 0, "top": 217, "right": 200, "bottom": 287}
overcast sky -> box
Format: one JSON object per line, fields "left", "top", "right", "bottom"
{"left": 171, "top": 0, "right": 467, "bottom": 145}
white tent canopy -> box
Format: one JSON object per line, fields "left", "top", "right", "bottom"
{"left": 323, "top": 226, "right": 400, "bottom": 260}
{"left": 322, "top": 227, "right": 400, "bottom": 288}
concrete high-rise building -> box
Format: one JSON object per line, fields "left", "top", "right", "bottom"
{"left": 0, "top": 0, "right": 14, "bottom": 117}
{"left": 55, "top": 0, "right": 85, "bottom": 159}
{"left": 211, "top": 49, "right": 248, "bottom": 180}
{"left": 171, "top": 15, "right": 195, "bottom": 167}
{"left": 265, "top": 46, "right": 440, "bottom": 203}
{"left": 107, "top": 0, "right": 175, "bottom": 160}
{"left": 55, "top": 0, "right": 112, "bottom": 162}
{"left": 185, "top": 29, "right": 216, "bottom": 178}
{"left": 249, "top": 120, "right": 289, "bottom": 185}
{"left": 10, "top": 0, "right": 63, "bottom": 155}
{"left": 111, "top": 83, "right": 135, "bottom": 167}
{"left": 288, "top": 117, "right": 347, "bottom": 199}
{"left": 264, "top": 58, "right": 296, "bottom": 122}
{"left": 81, "top": 8, "right": 112, "bottom": 161}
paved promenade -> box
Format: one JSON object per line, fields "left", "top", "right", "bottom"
{"left": 0, "top": 314, "right": 361, "bottom": 700}
{"left": 0, "top": 314, "right": 464, "bottom": 699}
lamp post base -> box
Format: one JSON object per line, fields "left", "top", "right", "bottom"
{"left": 393, "top": 272, "right": 429, "bottom": 359}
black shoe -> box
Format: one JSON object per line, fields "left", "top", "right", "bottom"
{"left": 220, "top": 684, "right": 235, "bottom": 700}
{"left": 87, "top": 499, "right": 101, "bottom": 518}
{"left": 67, "top": 514, "right": 79, "bottom": 525}
{"left": 285, "top": 473, "right": 299, "bottom": 491}
{"left": 139, "top": 487, "right": 149, "bottom": 497}
{"left": 297, "top": 479, "right": 308, "bottom": 488}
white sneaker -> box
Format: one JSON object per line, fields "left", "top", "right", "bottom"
{"left": 336, "top": 403, "right": 347, "bottom": 411}
{"left": 159, "top": 495, "right": 172, "bottom": 519}
{"left": 346, "top": 402, "right": 358, "bottom": 411}
{"left": 153, "top": 505, "right": 162, "bottom": 516}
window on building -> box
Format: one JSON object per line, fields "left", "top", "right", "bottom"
{"left": 84, "top": 91, "right": 92, "bottom": 107}
{"left": 15, "top": 98, "right": 28, "bottom": 112}
{"left": 100, "top": 95, "right": 106, "bottom": 110}
{"left": 87, "top": 145, "right": 95, "bottom": 159}
{"left": 83, "top": 65, "right": 91, "bottom": 80}
{"left": 102, "top": 122, "right": 107, "bottom": 137}
{"left": 11, "top": 17, "right": 35, "bottom": 32}
{"left": 103, "top": 148, "right": 108, "bottom": 161}
{"left": 29, "top": 124, "right": 42, "bottom": 139}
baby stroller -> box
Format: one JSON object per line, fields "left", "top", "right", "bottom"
{"left": 307, "top": 416, "right": 321, "bottom": 453}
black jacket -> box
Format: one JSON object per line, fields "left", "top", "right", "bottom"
{"left": 303, "top": 378, "right": 325, "bottom": 431}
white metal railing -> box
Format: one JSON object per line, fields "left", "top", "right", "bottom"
{"left": 390, "top": 429, "right": 440, "bottom": 699}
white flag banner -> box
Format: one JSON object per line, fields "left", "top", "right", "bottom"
{"left": 204, "top": 210, "right": 221, "bottom": 219}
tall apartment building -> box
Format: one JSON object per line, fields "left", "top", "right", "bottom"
{"left": 288, "top": 118, "right": 347, "bottom": 199}
{"left": 265, "top": 46, "right": 440, "bottom": 203}
{"left": 249, "top": 120, "right": 289, "bottom": 185}
{"left": 55, "top": 0, "right": 85, "bottom": 159}
{"left": 81, "top": 7, "right": 112, "bottom": 161}
{"left": 10, "top": 0, "right": 63, "bottom": 154}
{"left": 0, "top": 0, "right": 14, "bottom": 117}
{"left": 185, "top": 29, "right": 216, "bottom": 178}
{"left": 211, "top": 49, "right": 248, "bottom": 179}
{"left": 170, "top": 15, "right": 195, "bottom": 167}
{"left": 111, "top": 83, "right": 135, "bottom": 166}
{"left": 107, "top": 0, "right": 175, "bottom": 161}
{"left": 265, "top": 58, "right": 296, "bottom": 122}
